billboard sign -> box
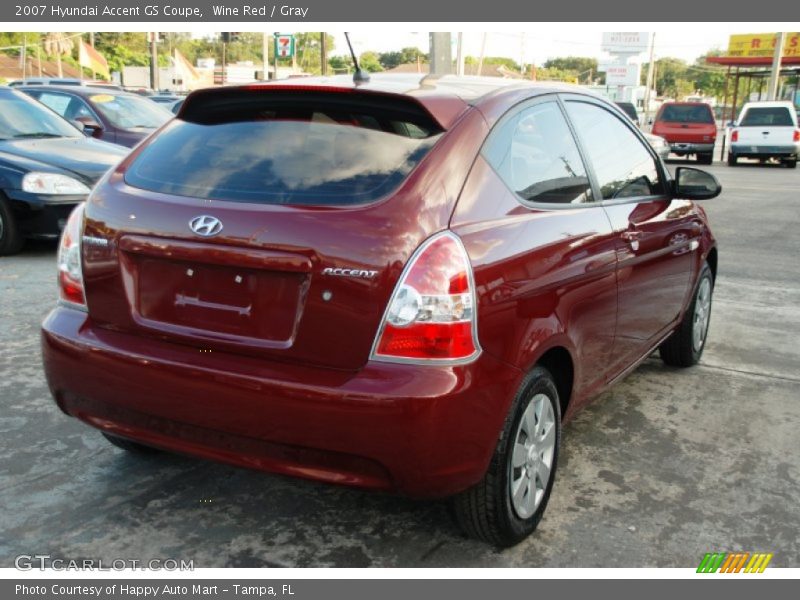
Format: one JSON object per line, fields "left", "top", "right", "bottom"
{"left": 605, "top": 63, "right": 640, "bottom": 87}
{"left": 601, "top": 32, "right": 650, "bottom": 54}
{"left": 727, "top": 33, "right": 800, "bottom": 58}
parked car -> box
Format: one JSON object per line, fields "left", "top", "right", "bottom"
{"left": 20, "top": 85, "right": 172, "bottom": 148}
{"left": 41, "top": 76, "right": 720, "bottom": 547}
{"left": 644, "top": 132, "right": 671, "bottom": 160}
{"left": 0, "top": 88, "right": 128, "bottom": 255}
{"left": 727, "top": 101, "right": 799, "bottom": 168}
{"left": 652, "top": 102, "right": 717, "bottom": 164}
{"left": 615, "top": 101, "right": 640, "bottom": 126}
{"left": 149, "top": 94, "right": 182, "bottom": 105}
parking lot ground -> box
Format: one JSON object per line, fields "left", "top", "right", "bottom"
{"left": 1, "top": 161, "right": 798, "bottom": 568}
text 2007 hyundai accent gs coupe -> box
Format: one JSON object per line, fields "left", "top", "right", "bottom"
{"left": 41, "top": 75, "right": 720, "bottom": 546}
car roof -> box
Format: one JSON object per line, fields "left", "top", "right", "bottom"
{"left": 17, "top": 84, "right": 137, "bottom": 97}
{"left": 188, "top": 74, "right": 591, "bottom": 129}
{"left": 740, "top": 100, "right": 795, "bottom": 108}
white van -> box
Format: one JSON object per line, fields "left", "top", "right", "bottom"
{"left": 728, "top": 101, "right": 799, "bottom": 168}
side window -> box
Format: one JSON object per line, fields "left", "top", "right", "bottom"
{"left": 565, "top": 101, "right": 663, "bottom": 200}
{"left": 36, "top": 92, "right": 71, "bottom": 118}
{"left": 65, "top": 98, "right": 95, "bottom": 121}
{"left": 482, "top": 101, "right": 591, "bottom": 205}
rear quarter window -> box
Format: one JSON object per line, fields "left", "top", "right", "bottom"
{"left": 124, "top": 91, "right": 443, "bottom": 206}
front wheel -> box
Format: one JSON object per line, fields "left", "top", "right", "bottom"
{"left": 727, "top": 153, "right": 737, "bottom": 166}
{"left": 102, "top": 432, "right": 161, "bottom": 454}
{"left": 452, "top": 366, "right": 561, "bottom": 547}
{"left": 0, "top": 194, "right": 24, "bottom": 256}
{"left": 783, "top": 159, "right": 797, "bottom": 169}
{"left": 659, "top": 262, "right": 714, "bottom": 367}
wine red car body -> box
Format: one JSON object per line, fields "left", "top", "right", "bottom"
{"left": 41, "top": 75, "right": 720, "bottom": 546}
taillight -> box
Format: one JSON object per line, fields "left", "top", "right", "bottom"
{"left": 794, "top": 130, "right": 800, "bottom": 142}
{"left": 57, "top": 203, "right": 86, "bottom": 309}
{"left": 731, "top": 130, "right": 739, "bottom": 142}
{"left": 371, "top": 231, "right": 480, "bottom": 363}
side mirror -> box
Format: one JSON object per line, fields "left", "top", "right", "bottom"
{"left": 74, "top": 116, "right": 104, "bottom": 139}
{"left": 673, "top": 167, "right": 721, "bottom": 200}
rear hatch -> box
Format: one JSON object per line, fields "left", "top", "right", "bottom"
{"left": 81, "top": 87, "right": 455, "bottom": 371}
{"left": 735, "top": 104, "right": 797, "bottom": 145}
{"left": 652, "top": 103, "right": 716, "bottom": 143}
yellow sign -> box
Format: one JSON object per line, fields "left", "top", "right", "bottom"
{"left": 89, "top": 94, "right": 115, "bottom": 103}
{"left": 727, "top": 33, "right": 800, "bottom": 58}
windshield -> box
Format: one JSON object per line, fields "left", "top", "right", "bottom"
{"left": 88, "top": 93, "right": 172, "bottom": 129}
{"left": 125, "top": 95, "right": 442, "bottom": 206}
{"left": 0, "top": 92, "right": 82, "bottom": 140}
{"left": 739, "top": 107, "right": 794, "bottom": 127}
{"left": 659, "top": 104, "right": 715, "bottom": 124}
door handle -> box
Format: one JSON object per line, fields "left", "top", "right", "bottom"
{"left": 621, "top": 230, "right": 643, "bottom": 251}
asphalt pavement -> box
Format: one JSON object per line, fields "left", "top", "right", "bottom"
{"left": 1, "top": 158, "right": 798, "bottom": 567}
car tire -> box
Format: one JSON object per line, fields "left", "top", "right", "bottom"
{"left": 727, "top": 153, "right": 737, "bottom": 166}
{"left": 659, "top": 262, "right": 714, "bottom": 367}
{"left": 102, "top": 432, "right": 161, "bottom": 454}
{"left": 0, "top": 194, "right": 24, "bottom": 256}
{"left": 698, "top": 153, "right": 713, "bottom": 165}
{"left": 452, "top": 366, "right": 561, "bottom": 547}
{"left": 784, "top": 159, "right": 797, "bottom": 169}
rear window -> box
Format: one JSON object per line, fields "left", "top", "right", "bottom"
{"left": 658, "top": 104, "right": 714, "bottom": 124}
{"left": 124, "top": 91, "right": 443, "bottom": 206}
{"left": 739, "top": 106, "right": 794, "bottom": 127}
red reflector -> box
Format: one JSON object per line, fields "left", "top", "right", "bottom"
{"left": 376, "top": 322, "right": 476, "bottom": 360}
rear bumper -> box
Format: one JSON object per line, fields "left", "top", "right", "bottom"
{"left": 668, "top": 142, "right": 715, "bottom": 155}
{"left": 41, "top": 307, "right": 522, "bottom": 498}
{"left": 729, "top": 143, "right": 799, "bottom": 158}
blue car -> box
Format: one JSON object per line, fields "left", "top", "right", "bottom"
{"left": 0, "top": 87, "right": 128, "bottom": 255}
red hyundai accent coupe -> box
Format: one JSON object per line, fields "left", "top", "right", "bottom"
{"left": 41, "top": 75, "right": 720, "bottom": 546}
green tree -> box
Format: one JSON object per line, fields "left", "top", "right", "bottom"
{"left": 359, "top": 51, "right": 383, "bottom": 72}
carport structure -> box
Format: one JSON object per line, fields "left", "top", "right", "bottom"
{"left": 706, "top": 55, "right": 800, "bottom": 160}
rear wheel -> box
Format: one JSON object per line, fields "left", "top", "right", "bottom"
{"left": 727, "top": 153, "right": 737, "bottom": 166}
{"left": 698, "top": 152, "right": 713, "bottom": 165}
{"left": 659, "top": 262, "right": 713, "bottom": 367}
{"left": 0, "top": 194, "right": 24, "bottom": 256}
{"left": 783, "top": 159, "right": 797, "bottom": 169}
{"left": 102, "top": 433, "right": 161, "bottom": 454}
{"left": 452, "top": 366, "right": 561, "bottom": 547}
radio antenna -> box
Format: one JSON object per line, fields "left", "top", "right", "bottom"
{"left": 344, "top": 32, "right": 370, "bottom": 84}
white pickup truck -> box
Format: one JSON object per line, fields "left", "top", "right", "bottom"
{"left": 728, "top": 101, "right": 799, "bottom": 168}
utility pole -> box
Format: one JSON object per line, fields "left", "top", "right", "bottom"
{"left": 429, "top": 32, "right": 452, "bottom": 75}
{"left": 321, "top": 32, "right": 328, "bottom": 75}
{"left": 643, "top": 32, "right": 656, "bottom": 125}
{"left": 767, "top": 32, "right": 785, "bottom": 101}
{"left": 262, "top": 32, "right": 269, "bottom": 81}
{"left": 149, "top": 32, "right": 159, "bottom": 90}
{"left": 456, "top": 33, "right": 464, "bottom": 76}
{"left": 89, "top": 32, "right": 95, "bottom": 79}
{"left": 21, "top": 33, "right": 27, "bottom": 80}
{"left": 477, "top": 33, "right": 487, "bottom": 76}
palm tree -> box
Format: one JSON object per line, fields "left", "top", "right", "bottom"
{"left": 43, "top": 33, "right": 74, "bottom": 77}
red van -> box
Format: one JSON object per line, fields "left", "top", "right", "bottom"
{"left": 652, "top": 102, "right": 717, "bottom": 164}
{"left": 41, "top": 77, "right": 720, "bottom": 546}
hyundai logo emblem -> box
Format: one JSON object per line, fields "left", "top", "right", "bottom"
{"left": 189, "top": 215, "right": 223, "bottom": 237}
